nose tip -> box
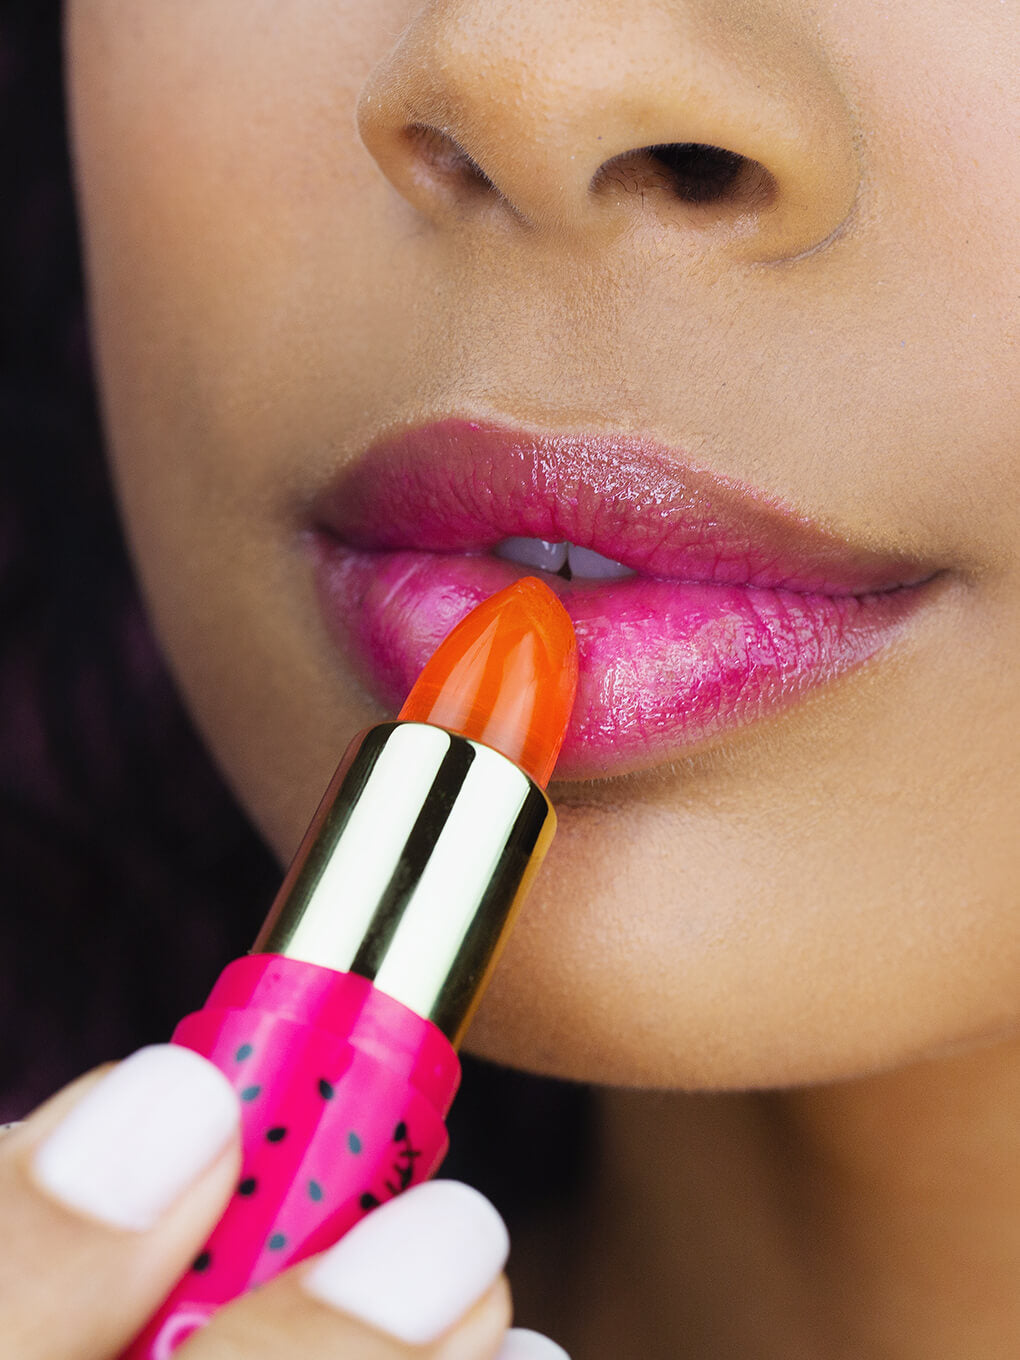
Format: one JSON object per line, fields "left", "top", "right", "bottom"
{"left": 356, "top": 1, "right": 860, "bottom": 262}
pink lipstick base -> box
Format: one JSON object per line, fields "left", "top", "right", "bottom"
{"left": 121, "top": 956, "right": 459, "bottom": 1359}
{"left": 316, "top": 540, "right": 929, "bottom": 778}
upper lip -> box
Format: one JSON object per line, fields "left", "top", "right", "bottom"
{"left": 312, "top": 419, "right": 933, "bottom": 596}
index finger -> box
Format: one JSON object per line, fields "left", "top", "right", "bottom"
{"left": 0, "top": 1047, "right": 240, "bottom": 1360}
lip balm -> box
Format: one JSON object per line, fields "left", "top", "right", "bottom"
{"left": 122, "top": 577, "right": 578, "bottom": 1358}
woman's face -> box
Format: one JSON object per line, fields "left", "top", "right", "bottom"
{"left": 67, "top": 1, "right": 1017, "bottom": 1088}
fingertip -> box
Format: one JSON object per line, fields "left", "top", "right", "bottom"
{"left": 496, "top": 1327, "right": 572, "bottom": 1359}
{"left": 302, "top": 1179, "right": 509, "bottom": 1345}
{"left": 30, "top": 1045, "right": 240, "bottom": 1230}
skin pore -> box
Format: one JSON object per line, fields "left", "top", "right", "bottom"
{"left": 66, "top": 2, "right": 1018, "bottom": 1357}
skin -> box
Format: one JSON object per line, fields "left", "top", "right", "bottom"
{"left": 61, "top": 1, "right": 1019, "bottom": 1355}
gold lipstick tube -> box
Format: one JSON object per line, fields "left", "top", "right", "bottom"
{"left": 253, "top": 722, "right": 555, "bottom": 1045}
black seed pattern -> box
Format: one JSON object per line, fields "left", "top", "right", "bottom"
{"left": 318, "top": 1078, "right": 335, "bottom": 1100}
{"left": 266, "top": 1126, "right": 288, "bottom": 1143}
{"left": 268, "top": 1233, "right": 287, "bottom": 1251}
{"left": 192, "top": 1251, "right": 212, "bottom": 1273}
{"left": 240, "top": 1085, "right": 262, "bottom": 1102}
{"left": 389, "top": 1122, "right": 422, "bottom": 1194}
{"left": 235, "top": 1043, "right": 254, "bottom": 1062}
{"left": 238, "top": 1177, "right": 258, "bottom": 1197}
{"left": 360, "top": 1192, "right": 380, "bottom": 1211}
{"left": 309, "top": 1180, "right": 324, "bottom": 1202}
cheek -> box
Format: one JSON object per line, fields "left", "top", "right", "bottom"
{"left": 66, "top": 0, "right": 414, "bottom": 843}
{"left": 67, "top": 0, "right": 391, "bottom": 432}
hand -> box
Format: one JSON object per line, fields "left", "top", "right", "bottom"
{"left": 0, "top": 1046, "right": 568, "bottom": 1359}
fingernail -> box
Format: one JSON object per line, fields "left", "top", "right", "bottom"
{"left": 32, "top": 1045, "right": 239, "bottom": 1231}
{"left": 496, "top": 1329, "right": 572, "bottom": 1359}
{"left": 302, "top": 1179, "right": 509, "bottom": 1346}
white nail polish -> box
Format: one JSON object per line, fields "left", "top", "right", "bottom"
{"left": 302, "top": 1179, "right": 509, "bottom": 1346}
{"left": 496, "top": 1329, "right": 572, "bottom": 1360}
{"left": 32, "top": 1045, "right": 239, "bottom": 1231}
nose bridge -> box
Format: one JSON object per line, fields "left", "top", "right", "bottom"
{"left": 358, "top": 0, "right": 860, "bottom": 261}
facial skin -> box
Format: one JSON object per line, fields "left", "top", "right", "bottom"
{"left": 66, "top": 1, "right": 1018, "bottom": 1093}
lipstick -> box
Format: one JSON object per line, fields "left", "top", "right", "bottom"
{"left": 123, "top": 577, "right": 578, "bottom": 1360}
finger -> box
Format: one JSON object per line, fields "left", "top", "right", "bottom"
{"left": 0, "top": 1045, "right": 240, "bottom": 1360}
{"left": 185, "top": 1180, "right": 514, "bottom": 1359}
{"left": 496, "top": 1331, "right": 571, "bottom": 1359}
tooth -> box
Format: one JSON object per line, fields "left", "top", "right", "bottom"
{"left": 566, "top": 543, "right": 635, "bottom": 579}
{"left": 493, "top": 537, "right": 569, "bottom": 572}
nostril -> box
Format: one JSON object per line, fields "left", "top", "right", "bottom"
{"left": 403, "top": 123, "right": 496, "bottom": 197}
{"left": 593, "top": 142, "right": 776, "bottom": 212}
{"left": 651, "top": 143, "right": 745, "bottom": 203}
{"left": 399, "top": 122, "right": 775, "bottom": 218}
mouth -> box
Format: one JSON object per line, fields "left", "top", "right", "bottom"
{"left": 309, "top": 418, "right": 940, "bottom": 779}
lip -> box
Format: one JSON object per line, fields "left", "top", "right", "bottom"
{"left": 310, "top": 419, "right": 938, "bottom": 778}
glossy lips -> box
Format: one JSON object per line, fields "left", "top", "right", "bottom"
{"left": 312, "top": 420, "right": 936, "bottom": 778}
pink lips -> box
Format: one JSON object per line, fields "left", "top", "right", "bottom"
{"left": 310, "top": 420, "right": 936, "bottom": 778}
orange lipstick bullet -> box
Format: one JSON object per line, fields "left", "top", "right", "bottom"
{"left": 399, "top": 575, "right": 578, "bottom": 787}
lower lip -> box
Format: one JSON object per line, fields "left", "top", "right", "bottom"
{"left": 314, "top": 538, "right": 932, "bottom": 779}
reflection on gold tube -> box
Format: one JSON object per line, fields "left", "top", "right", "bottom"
{"left": 253, "top": 723, "right": 554, "bottom": 1044}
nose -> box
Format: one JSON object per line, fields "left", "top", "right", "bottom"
{"left": 357, "top": 0, "right": 860, "bottom": 262}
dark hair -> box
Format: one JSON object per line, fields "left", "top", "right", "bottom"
{"left": 1, "top": 0, "right": 589, "bottom": 1213}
